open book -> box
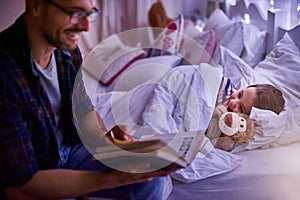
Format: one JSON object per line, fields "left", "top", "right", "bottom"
{"left": 93, "top": 131, "right": 212, "bottom": 170}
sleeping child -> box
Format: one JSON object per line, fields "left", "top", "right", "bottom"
{"left": 206, "top": 76, "right": 285, "bottom": 151}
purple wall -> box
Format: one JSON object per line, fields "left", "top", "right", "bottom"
{"left": 0, "top": 0, "right": 25, "bottom": 31}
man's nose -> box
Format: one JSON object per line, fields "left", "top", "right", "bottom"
{"left": 76, "top": 17, "right": 90, "bottom": 32}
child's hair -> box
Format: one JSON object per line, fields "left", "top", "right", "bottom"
{"left": 247, "top": 84, "right": 285, "bottom": 114}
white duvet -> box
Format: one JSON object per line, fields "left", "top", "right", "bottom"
{"left": 95, "top": 63, "right": 222, "bottom": 137}
{"left": 94, "top": 63, "right": 242, "bottom": 182}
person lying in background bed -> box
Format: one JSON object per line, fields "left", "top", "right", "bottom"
{"left": 206, "top": 77, "right": 285, "bottom": 151}
{"left": 217, "top": 77, "right": 285, "bottom": 115}
{"left": 95, "top": 64, "right": 285, "bottom": 140}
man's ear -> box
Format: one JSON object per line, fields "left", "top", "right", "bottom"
{"left": 26, "top": 0, "right": 42, "bottom": 17}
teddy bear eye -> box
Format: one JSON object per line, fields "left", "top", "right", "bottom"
{"left": 241, "top": 119, "right": 245, "bottom": 122}
{"left": 240, "top": 125, "right": 244, "bottom": 128}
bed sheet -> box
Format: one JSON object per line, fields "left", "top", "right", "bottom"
{"left": 168, "top": 141, "right": 300, "bottom": 200}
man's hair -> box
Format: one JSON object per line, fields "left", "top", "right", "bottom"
{"left": 247, "top": 84, "right": 285, "bottom": 114}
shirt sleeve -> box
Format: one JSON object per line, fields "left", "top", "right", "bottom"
{"left": 0, "top": 72, "right": 39, "bottom": 188}
{"left": 215, "top": 76, "right": 237, "bottom": 106}
{"left": 72, "top": 68, "right": 95, "bottom": 119}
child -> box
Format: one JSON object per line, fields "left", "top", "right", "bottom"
{"left": 217, "top": 77, "right": 285, "bottom": 115}
{"left": 206, "top": 77, "right": 285, "bottom": 151}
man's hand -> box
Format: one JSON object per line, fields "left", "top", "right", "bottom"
{"left": 113, "top": 161, "right": 177, "bottom": 186}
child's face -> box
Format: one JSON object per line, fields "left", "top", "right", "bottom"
{"left": 224, "top": 87, "right": 256, "bottom": 115}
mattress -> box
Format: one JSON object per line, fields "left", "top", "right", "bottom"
{"left": 168, "top": 141, "right": 300, "bottom": 200}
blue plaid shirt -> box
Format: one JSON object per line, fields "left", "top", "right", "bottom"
{"left": 0, "top": 14, "right": 94, "bottom": 193}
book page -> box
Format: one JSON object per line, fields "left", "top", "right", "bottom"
{"left": 140, "top": 131, "right": 207, "bottom": 162}
{"left": 94, "top": 131, "right": 209, "bottom": 170}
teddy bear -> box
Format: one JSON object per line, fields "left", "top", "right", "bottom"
{"left": 148, "top": 1, "right": 173, "bottom": 29}
{"left": 206, "top": 105, "right": 256, "bottom": 151}
{"left": 148, "top": 1, "right": 174, "bottom": 38}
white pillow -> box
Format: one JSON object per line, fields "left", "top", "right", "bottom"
{"left": 213, "top": 22, "right": 244, "bottom": 63}
{"left": 241, "top": 23, "right": 267, "bottom": 67}
{"left": 254, "top": 33, "right": 300, "bottom": 145}
{"left": 273, "top": 103, "right": 300, "bottom": 146}
{"left": 255, "top": 33, "right": 300, "bottom": 104}
{"left": 204, "top": 9, "right": 267, "bottom": 67}
{"left": 205, "top": 9, "right": 243, "bottom": 63}
{"left": 204, "top": 9, "right": 233, "bottom": 32}
{"left": 245, "top": 104, "right": 300, "bottom": 149}
{"left": 246, "top": 107, "right": 288, "bottom": 149}
{"left": 179, "top": 30, "right": 216, "bottom": 64}
{"left": 219, "top": 42, "right": 300, "bottom": 149}
{"left": 218, "top": 46, "right": 270, "bottom": 89}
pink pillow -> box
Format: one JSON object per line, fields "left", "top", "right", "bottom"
{"left": 197, "top": 30, "right": 216, "bottom": 63}
{"left": 204, "top": 9, "right": 267, "bottom": 66}
{"left": 151, "top": 17, "right": 216, "bottom": 64}
{"left": 178, "top": 29, "right": 216, "bottom": 64}
{"left": 151, "top": 15, "right": 185, "bottom": 56}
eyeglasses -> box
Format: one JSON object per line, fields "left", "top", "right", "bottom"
{"left": 44, "top": 0, "right": 100, "bottom": 25}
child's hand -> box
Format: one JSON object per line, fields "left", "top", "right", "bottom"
{"left": 214, "top": 105, "right": 228, "bottom": 116}
{"left": 107, "top": 125, "right": 134, "bottom": 144}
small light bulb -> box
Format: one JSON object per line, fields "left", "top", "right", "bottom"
{"left": 244, "top": 13, "right": 250, "bottom": 24}
{"left": 270, "top": 0, "right": 274, "bottom": 10}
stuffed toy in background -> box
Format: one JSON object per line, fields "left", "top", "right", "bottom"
{"left": 148, "top": 0, "right": 173, "bottom": 28}
{"left": 206, "top": 105, "right": 256, "bottom": 151}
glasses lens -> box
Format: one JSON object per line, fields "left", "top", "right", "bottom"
{"left": 70, "top": 10, "right": 99, "bottom": 24}
{"left": 88, "top": 11, "right": 99, "bottom": 22}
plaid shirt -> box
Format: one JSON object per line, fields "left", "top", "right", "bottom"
{"left": 0, "top": 14, "right": 94, "bottom": 192}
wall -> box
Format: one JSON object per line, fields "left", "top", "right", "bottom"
{"left": 0, "top": 0, "right": 25, "bottom": 31}
{"left": 1, "top": 0, "right": 298, "bottom": 57}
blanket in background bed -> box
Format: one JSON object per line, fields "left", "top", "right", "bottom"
{"left": 95, "top": 63, "right": 222, "bottom": 135}
{"left": 95, "top": 63, "right": 242, "bottom": 182}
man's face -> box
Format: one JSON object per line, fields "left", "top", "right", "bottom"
{"left": 39, "top": 0, "right": 97, "bottom": 50}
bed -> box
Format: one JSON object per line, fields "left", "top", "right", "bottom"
{"left": 79, "top": 0, "right": 300, "bottom": 199}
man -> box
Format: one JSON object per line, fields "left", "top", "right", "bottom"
{"left": 0, "top": 0, "right": 174, "bottom": 199}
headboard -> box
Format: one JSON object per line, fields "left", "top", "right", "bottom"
{"left": 278, "top": 24, "right": 300, "bottom": 51}
{"left": 228, "top": 0, "right": 300, "bottom": 55}
{"left": 229, "top": 0, "right": 247, "bottom": 22}
{"left": 229, "top": 0, "right": 271, "bottom": 55}
{"left": 266, "top": 4, "right": 300, "bottom": 53}
{"left": 229, "top": 0, "right": 267, "bottom": 29}
{"left": 266, "top": 8, "right": 292, "bottom": 53}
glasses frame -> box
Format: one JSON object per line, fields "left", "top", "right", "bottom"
{"left": 44, "top": 0, "right": 100, "bottom": 25}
